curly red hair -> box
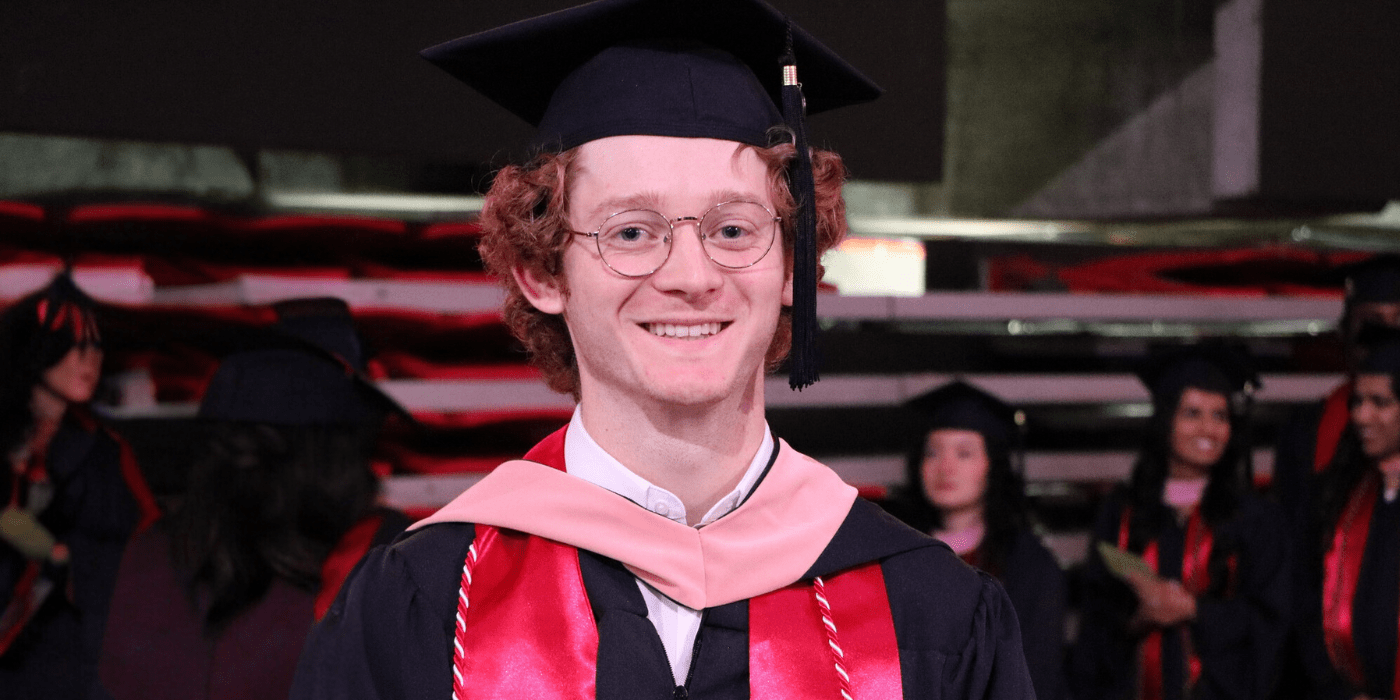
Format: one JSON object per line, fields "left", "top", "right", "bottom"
{"left": 477, "top": 142, "right": 849, "bottom": 398}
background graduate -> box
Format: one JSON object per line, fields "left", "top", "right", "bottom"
{"left": 0, "top": 272, "right": 159, "bottom": 699}
{"left": 1273, "top": 256, "right": 1400, "bottom": 700}
{"left": 1298, "top": 331, "right": 1400, "bottom": 700}
{"left": 885, "top": 380, "right": 1067, "bottom": 700}
{"left": 1071, "top": 344, "right": 1290, "bottom": 700}
{"left": 96, "top": 298, "right": 410, "bottom": 700}
{"left": 291, "top": 0, "right": 1035, "bottom": 698}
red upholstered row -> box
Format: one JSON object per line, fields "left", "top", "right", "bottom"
{"left": 989, "top": 247, "right": 1361, "bottom": 296}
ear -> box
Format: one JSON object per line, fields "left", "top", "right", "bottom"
{"left": 513, "top": 264, "right": 566, "bottom": 315}
{"left": 781, "top": 269, "right": 794, "bottom": 307}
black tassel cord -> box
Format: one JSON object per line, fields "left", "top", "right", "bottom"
{"left": 781, "top": 29, "right": 820, "bottom": 390}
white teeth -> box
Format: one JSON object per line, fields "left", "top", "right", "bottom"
{"left": 647, "top": 322, "right": 722, "bottom": 339}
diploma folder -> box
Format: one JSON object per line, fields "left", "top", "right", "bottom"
{"left": 1096, "top": 541, "right": 1156, "bottom": 581}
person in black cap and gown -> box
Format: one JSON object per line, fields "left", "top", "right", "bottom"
{"left": 1276, "top": 255, "right": 1400, "bottom": 516}
{"left": 96, "top": 298, "right": 410, "bottom": 700}
{"left": 1295, "top": 331, "right": 1400, "bottom": 700}
{"left": 292, "top": 1, "right": 1035, "bottom": 698}
{"left": 884, "top": 381, "right": 1067, "bottom": 700}
{"left": 1070, "top": 344, "right": 1290, "bottom": 700}
{"left": 1272, "top": 255, "right": 1400, "bottom": 700}
{"left": 0, "top": 272, "right": 159, "bottom": 700}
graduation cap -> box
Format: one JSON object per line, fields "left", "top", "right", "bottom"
{"left": 905, "top": 381, "right": 1024, "bottom": 450}
{"left": 1, "top": 270, "right": 103, "bottom": 372}
{"left": 1342, "top": 254, "right": 1400, "bottom": 304}
{"left": 198, "top": 298, "right": 410, "bottom": 426}
{"left": 421, "top": 0, "right": 882, "bottom": 389}
{"left": 1136, "top": 343, "right": 1260, "bottom": 407}
{"left": 1356, "top": 323, "right": 1400, "bottom": 375}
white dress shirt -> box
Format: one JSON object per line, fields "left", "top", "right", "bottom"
{"left": 564, "top": 407, "right": 774, "bottom": 685}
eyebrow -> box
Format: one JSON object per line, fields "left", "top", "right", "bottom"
{"left": 584, "top": 189, "right": 769, "bottom": 222}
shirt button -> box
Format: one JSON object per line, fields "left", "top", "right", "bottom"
{"left": 655, "top": 502, "right": 671, "bottom": 516}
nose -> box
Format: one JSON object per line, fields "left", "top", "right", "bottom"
{"left": 648, "top": 219, "right": 723, "bottom": 297}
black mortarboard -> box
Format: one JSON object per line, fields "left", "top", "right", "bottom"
{"left": 905, "top": 381, "right": 1022, "bottom": 449}
{"left": 1356, "top": 324, "right": 1400, "bottom": 375}
{"left": 199, "top": 298, "right": 409, "bottom": 426}
{"left": 421, "top": 0, "right": 879, "bottom": 150}
{"left": 1136, "top": 343, "right": 1260, "bottom": 406}
{"left": 421, "top": 0, "right": 881, "bottom": 389}
{"left": 1343, "top": 254, "right": 1400, "bottom": 304}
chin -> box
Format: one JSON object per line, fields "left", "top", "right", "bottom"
{"left": 645, "top": 374, "right": 741, "bottom": 406}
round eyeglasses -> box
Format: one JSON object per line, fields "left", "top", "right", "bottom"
{"left": 570, "top": 200, "right": 781, "bottom": 278}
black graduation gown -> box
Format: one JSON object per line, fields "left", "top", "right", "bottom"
{"left": 997, "top": 529, "right": 1068, "bottom": 700}
{"left": 1069, "top": 490, "right": 1291, "bottom": 700}
{"left": 0, "top": 417, "right": 149, "bottom": 700}
{"left": 291, "top": 498, "right": 1035, "bottom": 700}
{"left": 1271, "top": 399, "right": 1329, "bottom": 700}
{"left": 1296, "top": 493, "right": 1400, "bottom": 700}
{"left": 881, "top": 498, "right": 1068, "bottom": 700}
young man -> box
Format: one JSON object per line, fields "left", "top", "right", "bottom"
{"left": 292, "top": 1, "right": 1034, "bottom": 698}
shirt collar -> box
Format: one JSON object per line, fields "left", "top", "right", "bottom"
{"left": 564, "top": 406, "right": 774, "bottom": 526}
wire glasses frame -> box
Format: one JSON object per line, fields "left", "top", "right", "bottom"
{"left": 569, "top": 200, "right": 782, "bottom": 278}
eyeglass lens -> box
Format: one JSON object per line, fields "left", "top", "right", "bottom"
{"left": 594, "top": 201, "right": 776, "bottom": 276}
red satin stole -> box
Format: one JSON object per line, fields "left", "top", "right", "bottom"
{"left": 72, "top": 406, "right": 161, "bottom": 532}
{"left": 749, "top": 564, "right": 902, "bottom": 699}
{"left": 1118, "top": 507, "right": 1216, "bottom": 700}
{"left": 314, "top": 513, "right": 386, "bottom": 621}
{"left": 1321, "top": 473, "right": 1400, "bottom": 698}
{"left": 453, "top": 525, "right": 900, "bottom": 699}
{"left": 1314, "top": 383, "right": 1353, "bottom": 473}
{"left": 450, "top": 428, "right": 902, "bottom": 698}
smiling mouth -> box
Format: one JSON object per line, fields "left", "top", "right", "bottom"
{"left": 644, "top": 322, "right": 727, "bottom": 339}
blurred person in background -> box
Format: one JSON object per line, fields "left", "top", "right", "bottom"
{"left": 1298, "top": 332, "right": 1400, "bottom": 700}
{"left": 1276, "top": 255, "right": 1400, "bottom": 553}
{"left": 1272, "top": 255, "right": 1400, "bottom": 700}
{"left": 884, "top": 380, "right": 1067, "bottom": 700}
{"left": 0, "top": 272, "right": 159, "bottom": 700}
{"left": 1071, "top": 345, "right": 1290, "bottom": 700}
{"left": 96, "top": 298, "right": 409, "bottom": 700}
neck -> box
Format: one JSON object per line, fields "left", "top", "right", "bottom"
{"left": 1379, "top": 455, "right": 1400, "bottom": 494}
{"left": 28, "top": 385, "right": 68, "bottom": 453}
{"left": 938, "top": 505, "right": 984, "bottom": 537}
{"left": 578, "top": 374, "right": 768, "bottom": 525}
{"left": 1167, "top": 457, "right": 1210, "bottom": 481}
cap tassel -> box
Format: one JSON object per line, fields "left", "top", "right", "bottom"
{"left": 782, "top": 28, "right": 820, "bottom": 390}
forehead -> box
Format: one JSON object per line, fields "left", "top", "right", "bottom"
{"left": 926, "top": 428, "right": 986, "bottom": 446}
{"left": 567, "top": 135, "right": 771, "bottom": 222}
{"left": 1176, "top": 386, "right": 1228, "bottom": 408}
{"left": 1356, "top": 373, "right": 1397, "bottom": 397}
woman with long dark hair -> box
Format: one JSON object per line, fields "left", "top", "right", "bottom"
{"left": 1300, "top": 336, "right": 1400, "bottom": 700}
{"left": 885, "top": 380, "right": 1067, "bottom": 700}
{"left": 0, "top": 273, "right": 159, "bottom": 699}
{"left": 97, "top": 299, "right": 410, "bottom": 700}
{"left": 1071, "top": 345, "right": 1290, "bottom": 700}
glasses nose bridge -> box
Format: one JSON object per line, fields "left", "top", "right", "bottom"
{"left": 663, "top": 213, "right": 712, "bottom": 259}
{"left": 669, "top": 214, "right": 704, "bottom": 238}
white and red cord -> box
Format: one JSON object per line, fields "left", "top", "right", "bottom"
{"left": 812, "top": 576, "right": 855, "bottom": 700}
{"left": 451, "top": 547, "right": 854, "bottom": 700}
{"left": 451, "top": 542, "right": 479, "bottom": 700}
